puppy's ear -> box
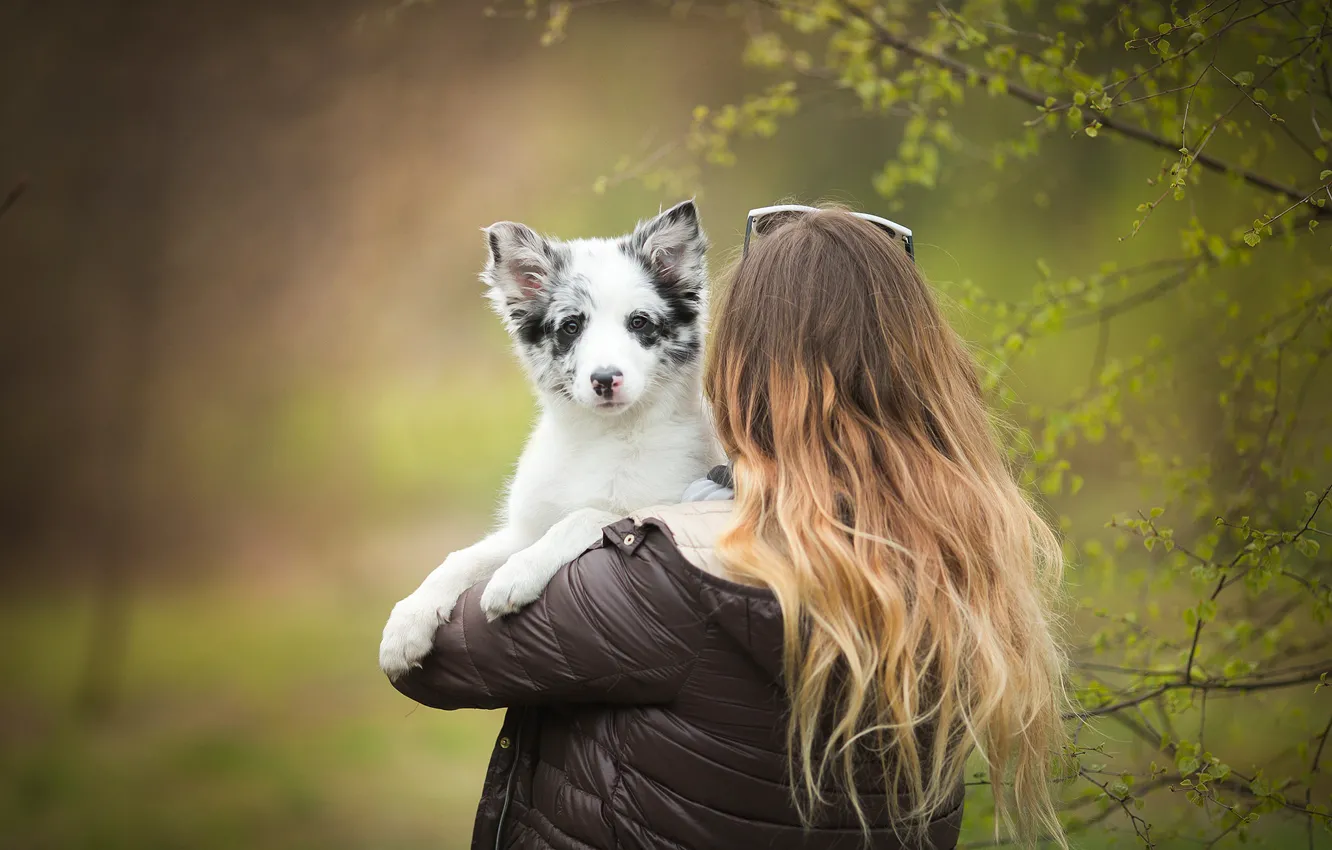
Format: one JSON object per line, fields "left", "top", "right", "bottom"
{"left": 481, "top": 221, "right": 552, "bottom": 303}
{"left": 627, "top": 199, "right": 708, "bottom": 292}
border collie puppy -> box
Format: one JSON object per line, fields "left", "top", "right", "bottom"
{"left": 380, "top": 200, "right": 722, "bottom": 680}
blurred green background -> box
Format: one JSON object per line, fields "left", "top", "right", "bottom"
{"left": 1, "top": 1, "right": 1325, "bottom": 848}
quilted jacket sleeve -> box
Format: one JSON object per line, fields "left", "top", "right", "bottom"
{"left": 390, "top": 525, "right": 709, "bottom": 710}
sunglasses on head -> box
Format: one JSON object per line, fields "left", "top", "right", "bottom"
{"left": 742, "top": 204, "right": 915, "bottom": 262}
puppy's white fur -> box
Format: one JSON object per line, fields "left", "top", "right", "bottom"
{"left": 380, "top": 201, "right": 720, "bottom": 680}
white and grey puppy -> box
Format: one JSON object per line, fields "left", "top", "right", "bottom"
{"left": 379, "top": 200, "right": 722, "bottom": 680}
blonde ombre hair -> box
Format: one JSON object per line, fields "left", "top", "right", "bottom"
{"left": 705, "top": 207, "right": 1069, "bottom": 846}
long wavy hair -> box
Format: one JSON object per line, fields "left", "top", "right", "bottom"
{"left": 705, "top": 207, "right": 1068, "bottom": 846}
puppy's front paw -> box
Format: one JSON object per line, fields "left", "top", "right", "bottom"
{"left": 479, "top": 555, "right": 548, "bottom": 622}
{"left": 379, "top": 585, "right": 463, "bottom": 680}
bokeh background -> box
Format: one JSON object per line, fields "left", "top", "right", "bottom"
{"left": 2, "top": 1, "right": 1326, "bottom": 848}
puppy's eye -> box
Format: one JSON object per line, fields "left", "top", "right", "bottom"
{"left": 559, "top": 318, "right": 582, "bottom": 336}
{"left": 628, "top": 315, "right": 650, "bottom": 330}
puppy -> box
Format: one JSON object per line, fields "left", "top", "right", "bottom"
{"left": 379, "top": 200, "right": 721, "bottom": 679}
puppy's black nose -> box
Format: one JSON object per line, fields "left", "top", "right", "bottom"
{"left": 590, "top": 369, "right": 624, "bottom": 399}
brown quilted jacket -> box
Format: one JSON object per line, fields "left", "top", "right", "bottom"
{"left": 390, "top": 501, "right": 964, "bottom": 850}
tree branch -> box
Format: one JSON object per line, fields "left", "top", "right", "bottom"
{"left": 824, "top": 1, "right": 1330, "bottom": 215}
{"left": 1070, "top": 668, "right": 1332, "bottom": 719}
{"left": 1063, "top": 261, "right": 1204, "bottom": 330}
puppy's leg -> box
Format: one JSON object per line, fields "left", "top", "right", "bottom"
{"left": 479, "top": 507, "right": 621, "bottom": 621}
{"left": 379, "top": 527, "right": 529, "bottom": 680}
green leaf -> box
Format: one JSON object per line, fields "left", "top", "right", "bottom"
{"left": 1234, "top": 71, "right": 1254, "bottom": 86}
{"left": 1223, "top": 658, "right": 1256, "bottom": 678}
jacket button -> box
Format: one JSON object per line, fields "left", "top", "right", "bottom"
{"left": 498, "top": 736, "right": 511, "bottom": 750}
{"left": 623, "top": 534, "right": 636, "bottom": 546}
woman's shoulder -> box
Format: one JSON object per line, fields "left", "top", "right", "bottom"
{"left": 627, "top": 499, "right": 744, "bottom": 585}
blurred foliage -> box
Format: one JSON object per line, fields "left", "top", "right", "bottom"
{"left": 509, "top": 0, "right": 1332, "bottom": 846}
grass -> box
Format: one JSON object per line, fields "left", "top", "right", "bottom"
{"left": 0, "top": 561, "right": 503, "bottom": 850}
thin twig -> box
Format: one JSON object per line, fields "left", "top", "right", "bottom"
{"left": 1080, "top": 769, "right": 1154, "bottom": 847}
{"left": 1199, "top": 690, "right": 1209, "bottom": 753}
{"left": 1185, "top": 546, "right": 1248, "bottom": 684}
{"left": 1180, "top": 61, "right": 1216, "bottom": 147}
{"left": 1307, "top": 711, "right": 1332, "bottom": 849}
